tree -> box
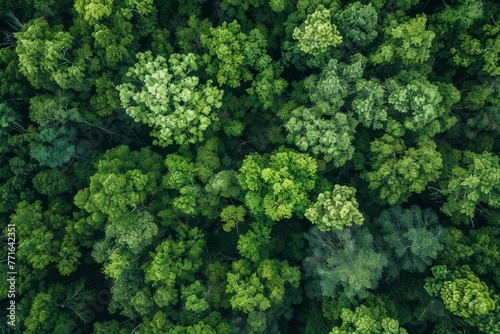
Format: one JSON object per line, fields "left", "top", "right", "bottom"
{"left": 0, "top": 164, "right": 34, "bottom": 213}
{"left": 117, "top": 52, "right": 223, "bottom": 147}
{"left": 24, "top": 289, "right": 72, "bottom": 334}
{"left": 305, "top": 185, "right": 364, "bottom": 232}
{"left": 0, "top": 100, "right": 18, "bottom": 153}
{"left": 447, "top": 23, "right": 500, "bottom": 76}
{"left": 373, "top": 205, "right": 447, "bottom": 278}
{"left": 28, "top": 92, "right": 82, "bottom": 127}
{"left": 161, "top": 142, "right": 223, "bottom": 218}
{"left": 206, "top": 170, "right": 241, "bottom": 199}
{"left": 333, "top": 2, "right": 378, "bottom": 48}
{"left": 281, "top": 56, "right": 365, "bottom": 166}
{"left": 439, "top": 224, "right": 500, "bottom": 286}
{"left": 237, "top": 221, "right": 272, "bottom": 262}
{"left": 143, "top": 225, "right": 205, "bottom": 308}
{"left": 200, "top": 21, "right": 265, "bottom": 88}
{"left": 220, "top": 205, "right": 246, "bottom": 232}
{"left": 238, "top": 147, "right": 317, "bottom": 221}
{"left": 15, "top": 18, "right": 86, "bottom": 91}
{"left": 8, "top": 200, "right": 80, "bottom": 275}
{"left": 29, "top": 125, "right": 77, "bottom": 168}
{"left": 102, "top": 211, "right": 158, "bottom": 255}
{"left": 137, "top": 310, "right": 231, "bottom": 334}
{"left": 284, "top": 106, "right": 357, "bottom": 166}
{"left": 22, "top": 280, "right": 98, "bottom": 334}
{"left": 74, "top": 0, "right": 161, "bottom": 67}
{"left": 292, "top": 5, "right": 342, "bottom": 55}
{"left": 304, "top": 227, "right": 388, "bottom": 300}
{"left": 32, "top": 169, "right": 74, "bottom": 196}
{"left": 441, "top": 151, "right": 500, "bottom": 220}
{"left": 425, "top": 265, "right": 495, "bottom": 319}
{"left": 437, "top": 0, "right": 484, "bottom": 28}
{"left": 370, "top": 14, "right": 435, "bottom": 65}
{"left": 226, "top": 258, "right": 301, "bottom": 332}
{"left": 199, "top": 20, "right": 287, "bottom": 108}
{"left": 363, "top": 135, "right": 442, "bottom": 205}
{"left": 351, "top": 78, "right": 387, "bottom": 130}
{"left": 74, "top": 145, "right": 163, "bottom": 224}
{"left": 330, "top": 304, "right": 407, "bottom": 334}
{"left": 384, "top": 71, "right": 460, "bottom": 138}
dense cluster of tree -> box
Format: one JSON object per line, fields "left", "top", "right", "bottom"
{"left": 0, "top": 0, "right": 499, "bottom": 333}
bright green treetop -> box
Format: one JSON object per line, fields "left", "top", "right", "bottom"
{"left": 304, "top": 227, "right": 388, "bottom": 300}
{"left": 144, "top": 225, "right": 205, "bottom": 308}
{"left": 305, "top": 185, "right": 364, "bottom": 232}
{"left": 441, "top": 151, "right": 500, "bottom": 220}
{"left": 364, "top": 135, "right": 442, "bottom": 205}
{"left": 238, "top": 147, "right": 317, "bottom": 221}
{"left": 330, "top": 304, "right": 407, "bottom": 334}
{"left": 74, "top": 145, "right": 163, "bottom": 223}
{"left": 333, "top": 2, "right": 378, "bottom": 48}
{"left": 117, "top": 51, "right": 223, "bottom": 147}
{"left": 425, "top": 265, "right": 495, "bottom": 319}
{"left": 292, "top": 5, "right": 342, "bottom": 55}
{"left": 370, "top": 14, "right": 435, "bottom": 65}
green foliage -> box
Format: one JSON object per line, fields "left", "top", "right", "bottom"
{"left": 441, "top": 151, "right": 500, "bottom": 220}
{"left": 200, "top": 20, "right": 287, "bottom": 108}
{"left": 2, "top": 1, "right": 500, "bottom": 333}
{"left": 363, "top": 135, "right": 442, "bottom": 205}
{"left": 384, "top": 71, "right": 460, "bottom": 137}
{"left": 201, "top": 21, "right": 262, "bottom": 88}
{"left": 305, "top": 185, "right": 364, "bottom": 232}
{"left": 304, "top": 227, "right": 388, "bottom": 300}
{"left": 28, "top": 92, "right": 82, "bottom": 127}
{"left": 0, "top": 100, "right": 17, "bottom": 152}
{"left": 161, "top": 144, "right": 223, "bottom": 217}
{"left": 238, "top": 147, "right": 317, "bottom": 220}
{"left": 370, "top": 14, "right": 435, "bottom": 65}
{"left": 439, "top": 225, "right": 500, "bottom": 286}
{"left": 206, "top": 170, "right": 240, "bottom": 199}
{"left": 425, "top": 265, "right": 495, "bottom": 319}
{"left": 447, "top": 24, "right": 500, "bottom": 76}
{"left": 334, "top": 2, "right": 378, "bottom": 48}
{"left": 74, "top": 145, "right": 163, "bottom": 222}
{"left": 281, "top": 56, "right": 365, "bottom": 165}
{"left": 292, "top": 5, "right": 342, "bottom": 55}
{"left": 220, "top": 205, "right": 246, "bottom": 232}
{"left": 15, "top": 18, "right": 86, "bottom": 91}
{"left": 29, "top": 126, "right": 77, "bottom": 168}
{"left": 284, "top": 106, "right": 356, "bottom": 166}
{"left": 351, "top": 78, "right": 387, "bottom": 130}
{"left": 330, "top": 304, "right": 407, "bottom": 334}
{"left": 8, "top": 200, "right": 81, "bottom": 276}
{"left": 118, "top": 52, "right": 223, "bottom": 147}
{"left": 23, "top": 282, "right": 95, "bottom": 334}
{"left": 32, "top": 169, "right": 73, "bottom": 196}
{"left": 144, "top": 225, "right": 205, "bottom": 308}
{"left": 237, "top": 221, "right": 272, "bottom": 262}
{"left": 226, "top": 259, "right": 301, "bottom": 313}
{"left": 438, "top": 0, "right": 484, "bottom": 28}
{"left": 374, "top": 205, "right": 446, "bottom": 277}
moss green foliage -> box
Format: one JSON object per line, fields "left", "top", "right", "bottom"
{"left": 1, "top": 0, "right": 500, "bottom": 333}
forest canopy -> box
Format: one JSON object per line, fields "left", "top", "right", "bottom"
{"left": 0, "top": 0, "right": 499, "bottom": 333}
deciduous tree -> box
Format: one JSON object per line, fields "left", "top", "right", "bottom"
{"left": 363, "top": 135, "right": 442, "bottom": 205}
{"left": 305, "top": 185, "right": 364, "bottom": 232}
{"left": 117, "top": 52, "right": 223, "bottom": 147}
